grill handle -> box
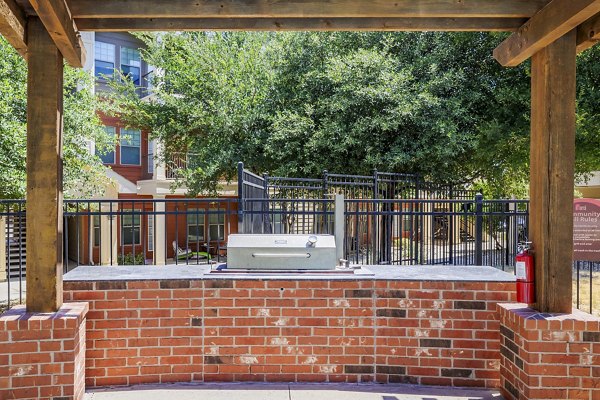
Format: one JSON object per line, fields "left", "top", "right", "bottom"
{"left": 251, "top": 253, "right": 311, "bottom": 259}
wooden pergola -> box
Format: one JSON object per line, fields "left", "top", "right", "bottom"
{"left": 2, "top": 0, "right": 599, "bottom": 314}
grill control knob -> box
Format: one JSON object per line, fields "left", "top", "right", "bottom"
{"left": 307, "top": 235, "right": 318, "bottom": 247}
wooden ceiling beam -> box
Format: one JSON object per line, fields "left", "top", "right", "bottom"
{"left": 28, "top": 0, "right": 85, "bottom": 67}
{"left": 75, "top": 17, "right": 527, "bottom": 32}
{"left": 67, "top": 0, "right": 549, "bottom": 19}
{"left": 576, "top": 12, "right": 600, "bottom": 52}
{"left": 494, "top": 0, "right": 600, "bottom": 66}
{"left": 0, "top": 0, "right": 27, "bottom": 57}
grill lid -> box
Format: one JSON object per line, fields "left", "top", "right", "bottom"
{"left": 227, "top": 234, "right": 337, "bottom": 270}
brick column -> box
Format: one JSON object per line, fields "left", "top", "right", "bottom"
{"left": 0, "top": 302, "right": 88, "bottom": 399}
{"left": 499, "top": 303, "right": 600, "bottom": 400}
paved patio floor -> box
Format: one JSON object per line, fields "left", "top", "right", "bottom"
{"left": 85, "top": 383, "right": 504, "bottom": 400}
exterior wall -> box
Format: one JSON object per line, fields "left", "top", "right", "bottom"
{"left": 499, "top": 303, "right": 600, "bottom": 400}
{"left": 98, "top": 114, "right": 150, "bottom": 185}
{"left": 69, "top": 196, "right": 238, "bottom": 265}
{"left": 64, "top": 278, "right": 514, "bottom": 388}
{"left": 0, "top": 302, "right": 88, "bottom": 400}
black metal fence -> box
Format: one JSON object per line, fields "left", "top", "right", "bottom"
{"left": 1, "top": 194, "right": 599, "bottom": 316}
{"left": 253, "top": 164, "right": 477, "bottom": 202}
{"left": 1, "top": 198, "right": 237, "bottom": 308}
{"left": 342, "top": 197, "right": 530, "bottom": 267}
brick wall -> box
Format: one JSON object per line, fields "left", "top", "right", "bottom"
{"left": 64, "top": 278, "right": 514, "bottom": 388}
{"left": 0, "top": 302, "right": 88, "bottom": 400}
{"left": 499, "top": 303, "right": 600, "bottom": 400}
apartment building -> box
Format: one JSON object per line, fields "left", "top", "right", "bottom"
{"left": 73, "top": 32, "right": 238, "bottom": 265}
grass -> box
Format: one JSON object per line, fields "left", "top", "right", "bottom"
{"left": 573, "top": 274, "right": 600, "bottom": 317}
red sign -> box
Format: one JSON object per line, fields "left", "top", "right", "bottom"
{"left": 573, "top": 198, "right": 600, "bottom": 261}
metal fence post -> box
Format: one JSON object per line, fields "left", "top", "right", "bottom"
{"left": 262, "top": 173, "right": 269, "bottom": 234}
{"left": 335, "top": 194, "right": 345, "bottom": 262}
{"left": 475, "top": 193, "right": 484, "bottom": 265}
{"left": 449, "top": 185, "right": 454, "bottom": 265}
{"left": 416, "top": 175, "right": 424, "bottom": 264}
{"left": 322, "top": 170, "right": 329, "bottom": 197}
{"left": 237, "top": 162, "right": 244, "bottom": 234}
{"left": 0, "top": 215, "right": 5, "bottom": 281}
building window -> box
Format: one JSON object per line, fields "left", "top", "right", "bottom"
{"left": 93, "top": 216, "right": 100, "bottom": 247}
{"left": 147, "top": 215, "right": 154, "bottom": 252}
{"left": 187, "top": 209, "right": 205, "bottom": 242}
{"left": 121, "top": 212, "right": 141, "bottom": 245}
{"left": 148, "top": 140, "right": 154, "bottom": 174}
{"left": 96, "top": 126, "right": 116, "bottom": 164}
{"left": 95, "top": 41, "right": 115, "bottom": 79}
{"left": 120, "top": 129, "right": 141, "bottom": 165}
{"left": 121, "top": 47, "right": 141, "bottom": 86}
{"left": 208, "top": 209, "right": 225, "bottom": 241}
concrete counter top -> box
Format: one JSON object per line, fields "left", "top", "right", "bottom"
{"left": 63, "top": 264, "right": 515, "bottom": 282}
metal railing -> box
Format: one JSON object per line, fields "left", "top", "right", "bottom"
{"left": 1, "top": 196, "right": 599, "bottom": 316}
{"left": 342, "top": 197, "right": 529, "bottom": 267}
{"left": 1, "top": 198, "right": 237, "bottom": 309}
{"left": 165, "top": 152, "right": 201, "bottom": 179}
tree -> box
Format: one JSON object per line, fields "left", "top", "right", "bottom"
{"left": 0, "top": 35, "right": 112, "bottom": 199}
{"left": 107, "top": 32, "right": 600, "bottom": 198}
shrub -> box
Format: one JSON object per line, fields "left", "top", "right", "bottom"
{"left": 117, "top": 252, "right": 145, "bottom": 265}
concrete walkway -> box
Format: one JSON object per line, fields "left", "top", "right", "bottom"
{"left": 85, "top": 383, "right": 504, "bottom": 400}
{"left": 0, "top": 279, "right": 25, "bottom": 305}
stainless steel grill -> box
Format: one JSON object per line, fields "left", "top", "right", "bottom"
{"left": 227, "top": 234, "right": 337, "bottom": 270}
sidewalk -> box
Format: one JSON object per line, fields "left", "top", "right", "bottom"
{"left": 85, "top": 383, "right": 504, "bottom": 400}
{"left": 0, "top": 278, "right": 25, "bottom": 306}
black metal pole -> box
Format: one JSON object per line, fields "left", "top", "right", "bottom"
{"left": 475, "top": 193, "right": 484, "bottom": 265}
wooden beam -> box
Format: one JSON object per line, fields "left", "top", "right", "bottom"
{"left": 576, "top": 12, "right": 600, "bottom": 52}
{"left": 26, "top": 17, "right": 64, "bottom": 313}
{"left": 494, "top": 0, "right": 600, "bottom": 66}
{"left": 529, "top": 29, "right": 576, "bottom": 313}
{"left": 0, "top": 0, "right": 27, "bottom": 57}
{"left": 76, "top": 17, "right": 527, "bottom": 32}
{"left": 68, "top": 0, "right": 549, "bottom": 19}
{"left": 28, "top": 0, "right": 85, "bottom": 67}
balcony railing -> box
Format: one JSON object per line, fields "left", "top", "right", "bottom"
{"left": 164, "top": 152, "right": 200, "bottom": 180}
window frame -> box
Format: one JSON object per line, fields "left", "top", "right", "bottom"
{"left": 121, "top": 210, "right": 141, "bottom": 246}
{"left": 148, "top": 140, "right": 154, "bottom": 174}
{"left": 208, "top": 208, "right": 225, "bottom": 241}
{"left": 94, "top": 33, "right": 148, "bottom": 93}
{"left": 147, "top": 215, "right": 154, "bottom": 252}
{"left": 94, "top": 41, "right": 116, "bottom": 80}
{"left": 120, "top": 46, "right": 142, "bottom": 86}
{"left": 119, "top": 129, "right": 142, "bottom": 166}
{"left": 96, "top": 126, "right": 116, "bottom": 165}
{"left": 93, "top": 215, "right": 101, "bottom": 247}
{"left": 187, "top": 208, "right": 205, "bottom": 243}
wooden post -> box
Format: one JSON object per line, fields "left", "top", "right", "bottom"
{"left": 26, "top": 17, "right": 64, "bottom": 312}
{"left": 530, "top": 30, "right": 576, "bottom": 313}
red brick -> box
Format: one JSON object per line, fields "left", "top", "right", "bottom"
{"left": 128, "top": 281, "right": 160, "bottom": 289}
{"left": 107, "top": 290, "right": 138, "bottom": 300}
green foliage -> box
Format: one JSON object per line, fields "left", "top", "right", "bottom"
{"left": 117, "top": 252, "right": 145, "bottom": 266}
{"left": 0, "top": 35, "right": 112, "bottom": 199}
{"left": 107, "top": 32, "right": 600, "bottom": 199}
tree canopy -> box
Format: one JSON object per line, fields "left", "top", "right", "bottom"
{"left": 0, "top": 36, "right": 113, "bottom": 199}
{"left": 108, "top": 32, "right": 600, "bottom": 198}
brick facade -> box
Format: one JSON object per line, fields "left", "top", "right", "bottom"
{"left": 0, "top": 302, "right": 88, "bottom": 400}
{"left": 64, "top": 278, "right": 515, "bottom": 388}
{"left": 499, "top": 303, "right": 600, "bottom": 400}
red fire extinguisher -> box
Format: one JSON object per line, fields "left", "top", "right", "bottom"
{"left": 516, "top": 242, "right": 535, "bottom": 304}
